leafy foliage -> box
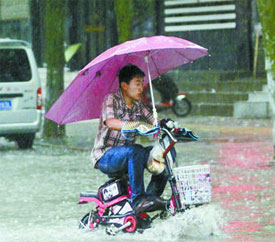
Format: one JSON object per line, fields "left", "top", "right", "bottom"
{"left": 114, "top": 0, "right": 133, "bottom": 43}
{"left": 257, "top": 1, "right": 275, "bottom": 65}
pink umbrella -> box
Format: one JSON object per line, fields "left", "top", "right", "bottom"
{"left": 45, "top": 35, "right": 208, "bottom": 125}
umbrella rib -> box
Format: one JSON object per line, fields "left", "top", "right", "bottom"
{"left": 174, "top": 49, "right": 193, "bottom": 62}
{"left": 175, "top": 48, "right": 208, "bottom": 62}
{"left": 151, "top": 55, "right": 161, "bottom": 77}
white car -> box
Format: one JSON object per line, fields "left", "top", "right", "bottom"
{"left": 0, "top": 39, "right": 42, "bottom": 149}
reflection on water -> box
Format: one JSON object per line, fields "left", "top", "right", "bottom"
{"left": 212, "top": 141, "right": 275, "bottom": 241}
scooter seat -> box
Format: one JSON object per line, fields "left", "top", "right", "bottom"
{"left": 80, "top": 192, "right": 99, "bottom": 199}
{"left": 108, "top": 172, "right": 127, "bottom": 179}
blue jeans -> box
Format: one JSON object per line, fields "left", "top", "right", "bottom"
{"left": 97, "top": 144, "right": 169, "bottom": 205}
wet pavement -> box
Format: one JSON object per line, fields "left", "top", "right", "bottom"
{"left": 0, "top": 115, "right": 274, "bottom": 242}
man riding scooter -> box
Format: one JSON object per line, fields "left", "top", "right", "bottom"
{"left": 91, "top": 64, "right": 175, "bottom": 213}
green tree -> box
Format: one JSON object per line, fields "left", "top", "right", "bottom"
{"left": 257, "top": 0, "right": 275, "bottom": 163}
{"left": 43, "top": 0, "right": 66, "bottom": 138}
{"left": 114, "top": 0, "right": 133, "bottom": 43}
{"left": 257, "top": 1, "right": 275, "bottom": 66}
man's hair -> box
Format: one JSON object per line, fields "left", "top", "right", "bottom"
{"left": 118, "top": 64, "right": 145, "bottom": 87}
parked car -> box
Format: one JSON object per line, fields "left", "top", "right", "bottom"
{"left": 0, "top": 39, "right": 42, "bottom": 149}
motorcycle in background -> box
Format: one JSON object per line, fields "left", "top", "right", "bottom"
{"left": 143, "top": 83, "right": 192, "bottom": 117}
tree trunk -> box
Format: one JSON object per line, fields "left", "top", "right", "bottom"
{"left": 114, "top": 0, "right": 132, "bottom": 43}
{"left": 43, "top": 0, "right": 65, "bottom": 138}
{"left": 30, "top": 0, "right": 42, "bottom": 67}
{"left": 256, "top": 0, "right": 275, "bottom": 164}
{"left": 155, "top": 0, "right": 164, "bottom": 35}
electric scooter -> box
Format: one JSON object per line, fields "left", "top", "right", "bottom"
{"left": 78, "top": 125, "right": 211, "bottom": 235}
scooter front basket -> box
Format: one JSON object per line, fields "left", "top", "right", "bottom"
{"left": 173, "top": 165, "right": 211, "bottom": 206}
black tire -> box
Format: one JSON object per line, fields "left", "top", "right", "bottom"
{"left": 172, "top": 97, "right": 192, "bottom": 117}
{"left": 79, "top": 213, "right": 89, "bottom": 229}
{"left": 16, "top": 133, "right": 35, "bottom": 149}
{"left": 79, "top": 212, "right": 97, "bottom": 229}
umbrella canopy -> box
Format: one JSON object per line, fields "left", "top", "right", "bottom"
{"left": 45, "top": 35, "right": 208, "bottom": 124}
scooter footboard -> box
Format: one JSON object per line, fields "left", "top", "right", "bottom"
{"left": 173, "top": 165, "right": 211, "bottom": 206}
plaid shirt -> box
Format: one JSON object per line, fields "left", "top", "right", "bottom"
{"left": 91, "top": 89, "right": 153, "bottom": 167}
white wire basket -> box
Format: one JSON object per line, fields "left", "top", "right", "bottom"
{"left": 173, "top": 165, "right": 211, "bottom": 206}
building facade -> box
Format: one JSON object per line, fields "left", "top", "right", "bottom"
{"left": 0, "top": 0, "right": 265, "bottom": 76}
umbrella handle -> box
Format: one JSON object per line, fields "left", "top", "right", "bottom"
{"left": 145, "top": 56, "right": 158, "bottom": 126}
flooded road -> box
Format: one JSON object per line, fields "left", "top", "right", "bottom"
{"left": 0, "top": 116, "right": 274, "bottom": 242}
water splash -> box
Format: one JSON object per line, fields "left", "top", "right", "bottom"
{"left": 138, "top": 204, "right": 226, "bottom": 241}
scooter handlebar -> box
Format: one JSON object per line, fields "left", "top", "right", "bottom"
{"left": 160, "top": 127, "right": 198, "bottom": 142}
{"left": 173, "top": 128, "right": 199, "bottom": 142}
{"left": 121, "top": 120, "right": 198, "bottom": 142}
{"left": 159, "top": 119, "right": 198, "bottom": 142}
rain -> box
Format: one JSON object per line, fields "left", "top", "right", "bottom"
{"left": 1, "top": 1, "right": 275, "bottom": 242}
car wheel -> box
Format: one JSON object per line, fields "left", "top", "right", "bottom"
{"left": 16, "top": 133, "right": 35, "bottom": 149}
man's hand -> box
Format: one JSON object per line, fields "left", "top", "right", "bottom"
{"left": 122, "top": 121, "right": 154, "bottom": 133}
{"left": 160, "top": 118, "right": 179, "bottom": 131}
{"left": 121, "top": 121, "right": 159, "bottom": 139}
{"left": 105, "top": 118, "right": 125, "bottom": 131}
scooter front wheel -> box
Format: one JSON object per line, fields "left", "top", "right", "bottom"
{"left": 172, "top": 97, "right": 192, "bottom": 117}
{"left": 79, "top": 211, "right": 97, "bottom": 230}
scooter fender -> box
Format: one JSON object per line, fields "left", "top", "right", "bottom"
{"left": 175, "top": 94, "right": 187, "bottom": 101}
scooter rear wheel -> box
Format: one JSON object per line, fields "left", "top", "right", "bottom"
{"left": 124, "top": 216, "right": 137, "bottom": 233}
{"left": 172, "top": 97, "right": 192, "bottom": 117}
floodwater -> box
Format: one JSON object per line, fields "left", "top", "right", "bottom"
{"left": 0, "top": 116, "right": 274, "bottom": 242}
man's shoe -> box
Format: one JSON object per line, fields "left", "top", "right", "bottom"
{"left": 146, "top": 196, "right": 169, "bottom": 212}
{"left": 135, "top": 199, "right": 155, "bottom": 213}
{"left": 135, "top": 197, "right": 169, "bottom": 213}
{"left": 154, "top": 196, "right": 169, "bottom": 211}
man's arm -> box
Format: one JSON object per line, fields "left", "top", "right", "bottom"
{"left": 105, "top": 118, "right": 125, "bottom": 131}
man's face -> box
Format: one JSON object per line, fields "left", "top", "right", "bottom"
{"left": 123, "top": 76, "right": 144, "bottom": 101}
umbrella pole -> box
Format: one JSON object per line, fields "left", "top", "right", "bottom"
{"left": 145, "top": 56, "right": 158, "bottom": 126}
